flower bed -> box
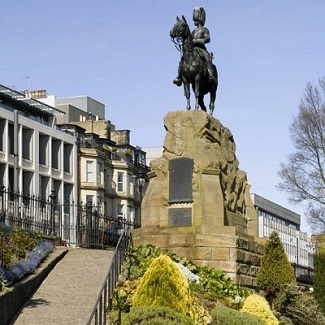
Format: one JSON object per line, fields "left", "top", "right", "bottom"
{"left": 1, "top": 240, "right": 54, "bottom": 284}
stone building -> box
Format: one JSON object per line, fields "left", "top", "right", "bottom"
{"left": 33, "top": 89, "right": 148, "bottom": 227}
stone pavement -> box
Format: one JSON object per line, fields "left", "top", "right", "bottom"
{"left": 11, "top": 247, "right": 114, "bottom": 325}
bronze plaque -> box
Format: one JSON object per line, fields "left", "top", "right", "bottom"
{"left": 168, "top": 207, "right": 192, "bottom": 227}
{"left": 169, "top": 157, "right": 193, "bottom": 203}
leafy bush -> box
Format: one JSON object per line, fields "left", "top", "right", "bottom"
{"left": 113, "top": 278, "right": 141, "bottom": 314}
{"left": 123, "top": 244, "right": 199, "bottom": 279}
{"left": 132, "top": 255, "right": 192, "bottom": 316}
{"left": 12, "top": 226, "right": 40, "bottom": 259}
{"left": 111, "top": 244, "right": 249, "bottom": 324}
{"left": 0, "top": 222, "right": 13, "bottom": 235}
{"left": 194, "top": 265, "right": 248, "bottom": 303}
{"left": 0, "top": 234, "right": 15, "bottom": 268}
{"left": 211, "top": 304, "right": 264, "bottom": 325}
{"left": 257, "top": 231, "right": 295, "bottom": 305}
{"left": 122, "top": 306, "right": 194, "bottom": 325}
{"left": 241, "top": 294, "right": 279, "bottom": 325}
{"left": 274, "top": 283, "right": 325, "bottom": 325}
{"left": 0, "top": 226, "right": 41, "bottom": 269}
{"left": 120, "top": 244, "right": 246, "bottom": 301}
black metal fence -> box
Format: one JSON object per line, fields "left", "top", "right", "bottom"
{"left": 0, "top": 187, "right": 134, "bottom": 249}
{"left": 87, "top": 229, "right": 131, "bottom": 325}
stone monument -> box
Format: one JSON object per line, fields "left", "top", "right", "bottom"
{"left": 132, "top": 7, "right": 264, "bottom": 288}
{"left": 132, "top": 111, "right": 264, "bottom": 288}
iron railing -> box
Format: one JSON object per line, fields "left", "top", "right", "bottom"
{"left": 0, "top": 186, "right": 134, "bottom": 324}
{"left": 87, "top": 228, "right": 131, "bottom": 325}
{"left": 0, "top": 187, "right": 135, "bottom": 249}
{"left": 0, "top": 187, "right": 60, "bottom": 236}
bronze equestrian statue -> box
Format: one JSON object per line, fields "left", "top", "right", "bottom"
{"left": 170, "top": 7, "right": 218, "bottom": 115}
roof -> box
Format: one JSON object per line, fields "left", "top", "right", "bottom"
{"left": 0, "top": 84, "right": 65, "bottom": 117}
{"left": 252, "top": 193, "right": 301, "bottom": 226}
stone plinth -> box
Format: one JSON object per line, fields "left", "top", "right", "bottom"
{"left": 132, "top": 110, "right": 262, "bottom": 286}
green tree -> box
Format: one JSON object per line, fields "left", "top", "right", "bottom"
{"left": 274, "top": 283, "right": 325, "bottom": 325}
{"left": 278, "top": 77, "right": 325, "bottom": 232}
{"left": 314, "top": 236, "right": 325, "bottom": 313}
{"left": 257, "top": 231, "right": 296, "bottom": 305}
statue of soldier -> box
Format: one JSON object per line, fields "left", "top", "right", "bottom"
{"left": 173, "top": 7, "right": 215, "bottom": 87}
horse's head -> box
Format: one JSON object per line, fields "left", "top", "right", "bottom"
{"left": 170, "top": 15, "right": 190, "bottom": 40}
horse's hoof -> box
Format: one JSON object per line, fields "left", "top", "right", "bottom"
{"left": 173, "top": 78, "right": 182, "bottom": 87}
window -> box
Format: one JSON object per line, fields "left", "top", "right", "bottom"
{"left": 86, "top": 195, "right": 93, "bottom": 206}
{"left": 117, "top": 204, "right": 124, "bottom": 218}
{"left": 128, "top": 173, "right": 133, "bottom": 195}
{"left": 117, "top": 172, "right": 124, "bottom": 192}
{"left": 22, "top": 128, "right": 33, "bottom": 160}
{"left": 128, "top": 205, "right": 133, "bottom": 222}
{"left": 97, "top": 196, "right": 103, "bottom": 213}
{"left": 52, "top": 139, "right": 61, "bottom": 170}
{"left": 97, "top": 162, "right": 103, "bottom": 184}
{"left": 8, "top": 124, "right": 14, "bottom": 155}
{"left": 0, "top": 119, "right": 5, "bottom": 152}
{"left": 39, "top": 134, "right": 49, "bottom": 166}
{"left": 86, "top": 161, "right": 93, "bottom": 182}
{"left": 64, "top": 143, "right": 73, "bottom": 173}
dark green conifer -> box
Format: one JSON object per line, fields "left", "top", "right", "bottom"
{"left": 313, "top": 236, "right": 325, "bottom": 314}
{"left": 257, "top": 231, "right": 296, "bottom": 305}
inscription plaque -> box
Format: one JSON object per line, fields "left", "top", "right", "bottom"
{"left": 168, "top": 207, "right": 192, "bottom": 227}
{"left": 169, "top": 157, "right": 193, "bottom": 203}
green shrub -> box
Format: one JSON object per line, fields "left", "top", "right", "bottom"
{"left": 0, "top": 226, "right": 41, "bottom": 270}
{"left": 123, "top": 244, "right": 199, "bottom": 279}
{"left": 0, "top": 234, "right": 15, "bottom": 268}
{"left": 313, "top": 235, "right": 325, "bottom": 314}
{"left": 12, "top": 226, "right": 40, "bottom": 259}
{"left": 241, "top": 294, "right": 279, "bottom": 325}
{"left": 274, "top": 283, "right": 325, "bottom": 325}
{"left": 257, "top": 231, "right": 295, "bottom": 305}
{"left": 113, "top": 243, "right": 248, "bottom": 321}
{"left": 195, "top": 265, "right": 248, "bottom": 303}
{"left": 132, "top": 255, "right": 192, "bottom": 316}
{"left": 113, "top": 278, "right": 141, "bottom": 313}
{"left": 0, "top": 222, "right": 13, "bottom": 235}
{"left": 122, "top": 306, "right": 194, "bottom": 325}
{"left": 211, "top": 304, "right": 264, "bottom": 325}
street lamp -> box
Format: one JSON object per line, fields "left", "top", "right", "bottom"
{"left": 136, "top": 171, "right": 146, "bottom": 228}
{"left": 49, "top": 189, "right": 57, "bottom": 236}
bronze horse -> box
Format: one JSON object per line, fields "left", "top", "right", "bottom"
{"left": 170, "top": 16, "right": 218, "bottom": 115}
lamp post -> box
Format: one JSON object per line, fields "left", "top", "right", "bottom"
{"left": 136, "top": 171, "right": 146, "bottom": 228}
{"left": 49, "top": 189, "right": 57, "bottom": 236}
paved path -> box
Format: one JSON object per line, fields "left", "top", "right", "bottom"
{"left": 12, "top": 248, "right": 114, "bottom": 325}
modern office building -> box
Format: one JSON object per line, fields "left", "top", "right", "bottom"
{"left": 0, "top": 84, "right": 78, "bottom": 244}
{"left": 251, "top": 193, "right": 314, "bottom": 285}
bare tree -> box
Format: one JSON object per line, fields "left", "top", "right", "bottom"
{"left": 278, "top": 77, "right": 325, "bottom": 232}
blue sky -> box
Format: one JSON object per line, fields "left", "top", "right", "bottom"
{"left": 1, "top": 1, "right": 325, "bottom": 233}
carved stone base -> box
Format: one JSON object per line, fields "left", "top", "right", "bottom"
{"left": 132, "top": 111, "right": 263, "bottom": 287}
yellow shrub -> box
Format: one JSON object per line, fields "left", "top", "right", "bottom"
{"left": 132, "top": 254, "right": 192, "bottom": 316}
{"left": 241, "top": 294, "right": 279, "bottom": 325}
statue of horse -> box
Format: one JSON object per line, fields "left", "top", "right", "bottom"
{"left": 170, "top": 15, "right": 218, "bottom": 116}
